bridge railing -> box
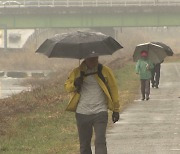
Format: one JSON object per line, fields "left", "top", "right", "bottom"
{"left": 1, "top": 0, "right": 180, "bottom": 7}
{"left": 41, "top": 0, "right": 180, "bottom": 7}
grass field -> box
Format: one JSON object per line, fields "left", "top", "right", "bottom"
{"left": 0, "top": 62, "right": 139, "bottom": 154}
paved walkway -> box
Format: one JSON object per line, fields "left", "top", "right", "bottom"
{"left": 106, "top": 63, "right": 180, "bottom": 154}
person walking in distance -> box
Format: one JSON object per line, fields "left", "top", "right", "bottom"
{"left": 151, "top": 60, "right": 163, "bottom": 88}
{"left": 64, "top": 56, "right": 120, "bottom": 154}
{"left": 136, "top": 51, "right": 154, "bottom": 101}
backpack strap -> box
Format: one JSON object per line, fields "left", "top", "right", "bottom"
{"left": 80, "top": 71, "right": 85, "bottom": 78}
{"left": 97, "top": 64, "right": 106, "bottom": 84}
{"left": 98, "top": 64, "right": 111, "bottom": 96}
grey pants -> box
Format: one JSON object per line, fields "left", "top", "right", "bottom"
{"left": 75, "top": 111, "right": 108, "bottom": 154}
{"left": 140, "top": 79, "right": 150, "bottom": 98}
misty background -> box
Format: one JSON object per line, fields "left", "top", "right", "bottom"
{"left": 0, "top": 27, "right": 179, "bottom": 71}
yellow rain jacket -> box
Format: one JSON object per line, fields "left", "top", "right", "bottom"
{"left": 64, "top": 62, "right": 120, "bottom": 112}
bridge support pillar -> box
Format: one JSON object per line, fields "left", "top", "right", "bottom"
{"left": 4, "top": 28, "right": 7, "bottom": 49}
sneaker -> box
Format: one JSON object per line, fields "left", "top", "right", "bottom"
{"left": 141, "top": 98, "right": 145, "bottom": 101}
{"left": 146, "top": 97, "right": 150, "bottom": 100}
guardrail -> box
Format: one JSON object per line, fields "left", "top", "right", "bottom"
{"left": 1, "top": 0, "right": 180, "bottom": 7}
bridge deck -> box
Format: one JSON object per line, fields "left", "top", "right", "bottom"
{"left": 1, "top": 0, "right": 180, "bottom": 7}
{"left": 1, "top": 1, "right": 180, "bottom": 28}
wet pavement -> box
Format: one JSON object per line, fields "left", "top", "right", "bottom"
{"left": 106, "top": 63, "right": 180, "bottom": 154}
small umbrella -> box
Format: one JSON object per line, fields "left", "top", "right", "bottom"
{"left": 151, "top": 42, "right": 174, "bottom": 56}
{"left": 36, "top": 31, "right": 123, "bottom": 59}
{"left": 133, "top": 42, "right": 167, "bottom": 64}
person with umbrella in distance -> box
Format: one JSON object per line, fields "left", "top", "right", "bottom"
{"left": 64, "top": 56, "right": 120, "bottom": 154}
{"left": 135, "top": 50, "right": 154, "bottom": 101}
{"left": 150, "top": 41, "right": 174, "bottom": 88}
{"left": 151, "top": 60, "right": 164, "bottom": 88}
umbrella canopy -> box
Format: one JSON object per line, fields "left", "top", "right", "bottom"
{"left": 36, "top": 31, "right": 123, "bottom": 59}
{"left": 133, "top": 42, "right": 167, "bottom": 64}
{"left": 151, "top": 42, "right": 174, "bottom": 56}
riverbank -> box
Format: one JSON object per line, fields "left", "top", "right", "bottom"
{"left": 0, "top": 62, "right": 139, "bottom": 154}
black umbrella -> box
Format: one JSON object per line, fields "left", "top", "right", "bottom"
{"left": 36, "top": 31, "right": 123, "bottom": 59}
{"left": 151, "top": 42, "right": 174, "bottom": 56}
{"left": 133, "top": 42, "right": 168, "bottom": 64}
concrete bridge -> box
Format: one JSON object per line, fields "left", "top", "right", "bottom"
{"left": 1, "top": 0, "right": 180, "bottom": 49}
{"left": 1, "top": 0, "right": 180, "bottom": 28}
